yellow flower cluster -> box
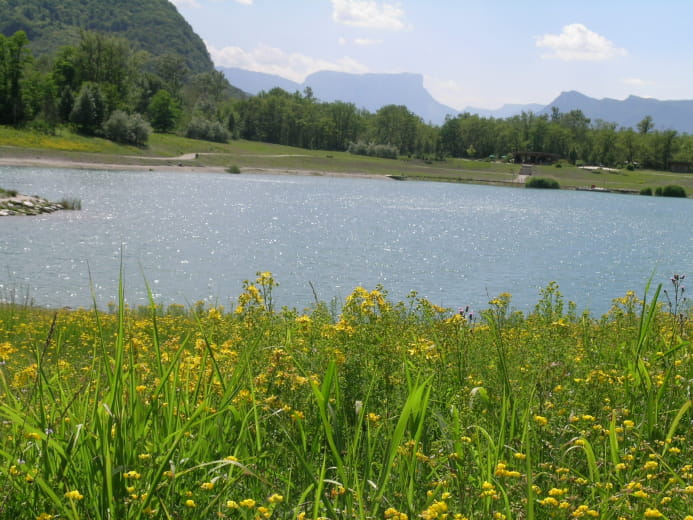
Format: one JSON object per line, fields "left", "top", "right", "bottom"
{"left": 494, "top": 462, "right": 522, "bottom": 478}
{"left": 420, "top": 500, "right": 448, "bottom": 520}
{"left": 384, "top": 507, "right": 408, "bottom": 520}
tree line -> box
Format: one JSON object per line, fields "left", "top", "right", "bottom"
{"left": 2, "top": 29, "right": 693, "bottom": 171}
{"left": 1, "top": 29, "right": 244, "bottom": 145}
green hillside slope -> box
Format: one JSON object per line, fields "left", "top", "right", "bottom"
{"left": 0, "top": 0, "right": 214, "bottom": 74}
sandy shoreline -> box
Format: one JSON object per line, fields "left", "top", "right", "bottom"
{"left": 0, "top": 154, "right": 389, "bottom": 180}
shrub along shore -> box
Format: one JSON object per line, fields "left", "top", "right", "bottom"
{"left": 0, "top": 273, "right": 690, "bottom": 519}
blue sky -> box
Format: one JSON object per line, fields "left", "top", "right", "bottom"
{"left": 170, "top": 0, "right": 693, "bottom": 110}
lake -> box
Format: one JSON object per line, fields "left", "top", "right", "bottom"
{"left": 1, "top": 166, "right": 691, "bottom": 316}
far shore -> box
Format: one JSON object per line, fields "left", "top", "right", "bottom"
{"left": 2, "top": 146, "right": 691, "bottom": 196}
{"left": 0, "top": 152, "right": 392, "bottom": 181}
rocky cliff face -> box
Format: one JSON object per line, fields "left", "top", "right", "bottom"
{"left": 219, "top": 68, "right": 459, "bottom": 125}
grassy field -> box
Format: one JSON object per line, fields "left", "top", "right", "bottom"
{"left": 2, "top": 126, "right": 692, "bottom": 194}
{"left": 0, "top": 273, "right": 691, "bottom": 520}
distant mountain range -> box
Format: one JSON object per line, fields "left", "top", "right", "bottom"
{"left": 220, "top": 67, "right": 458, "bottom": 125}
{"left": 462, "top": 103, "right": 545, "bottom": 119}
{"left": 220, "top": 67, "right": 693, "bottom": 133}
{"left": 539, "top": 91, "right": 693, "bottom": 134}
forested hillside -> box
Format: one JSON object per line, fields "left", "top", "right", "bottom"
{"left": 0, "top": 29, "right": 244, "bottom": 146}
{"left": 0, "top": 0, "right": 213, "bottom": 74}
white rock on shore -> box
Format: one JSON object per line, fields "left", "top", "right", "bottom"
{"left": 0, "top": 194, "right": 65, "bottom": 216}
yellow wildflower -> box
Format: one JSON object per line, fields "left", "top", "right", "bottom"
{"left": 539, "top": 497, "right": 559, "bottom": 507}
{"left": 534, "top": 415, "right": 548, "bottom": 426}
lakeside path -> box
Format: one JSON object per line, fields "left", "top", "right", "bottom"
{"left": 0, "top": 152, "right": 388, "bottom": 180}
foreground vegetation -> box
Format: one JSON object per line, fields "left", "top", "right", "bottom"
{"left": 0, "top": 273, "right": 690, "bottom": 520}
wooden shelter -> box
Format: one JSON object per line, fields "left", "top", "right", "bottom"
{"left": 669, "top": 161, "right": 691, "bottom": 173}
{"left": 513, "top": 152, "right": 560, "bottom": 165}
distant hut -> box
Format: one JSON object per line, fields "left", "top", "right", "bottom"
{"left": 669, "top": 161, "right": 691, "bottom": 173}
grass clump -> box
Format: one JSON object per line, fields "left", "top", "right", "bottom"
{"left": 0, "top": 272, "right": 691, "bottom": 519}
{"left": 525, "top": 176, "right": 561, "bottom": 189}
{"left": 58, "top": 197, "right": 82, "bottom": 210}
{"left": 0, "top": 187, "right": 18, "bottom": 197}
{"left": 226, "top": 164, "right": 241, "bottom": 174}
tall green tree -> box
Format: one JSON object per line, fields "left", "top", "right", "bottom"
{"left": 374, "top": 104, "right": 420, "bottom": 156}
{"left": 147, "top": 88, "right": 179, "bottom": 132}
{"left": 69, "top": 81, "right": 106, "bottom": 134}
{"left": 637, "top": 115, "right": 654, "bottom": 135}
{"left": 327, "top": 101, "right": 361, "bottom": 150}
{"left": 617, "top": 128, "right": 638, "bottom": 165}
{"left": 74, "top": 31, "right": 133, "bottom": 111}
{"left": 0, "top": 30, "right": 31, "bottom": 124}
{"left": 592, "top": 120, "right": 618, "bottom": 166}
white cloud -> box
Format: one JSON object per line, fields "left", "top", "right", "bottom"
{"left": 622, "top": 77, "right": 650, "bottom": 86}
{"left": 207, "top": 43, "right": 369, "bottom": 82}
{"left": 536, "top": 24, "right": 626, "bottom": 61}
{"left": 331, "top": 0, "right": 406, "bottom": 30}
{"left": 169, "top": 0, "right": 200, "bottom": 7}
{"left": 424, "top": 75, "right": 537, "bottom": 112}
{"left": 354, "top": 38, "right": 383, "bottom": 46}
{"left": 423, "top": 76, "right": 478, "bottom": 112}
{"left": 170, "top": 0, "right": 252, "bottom": 6}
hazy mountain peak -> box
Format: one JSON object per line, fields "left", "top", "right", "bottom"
{"left": 220, "top": 68, "right": 458, "bottom": 124}
{"left": 542, "top": 91, "right": 693, "bottom": 132}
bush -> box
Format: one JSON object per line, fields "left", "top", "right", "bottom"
{"left": 347, "top": 141, "right": 398, "bottom": 159}
{"left": 184, "top": 116, "right": 229, "bottom": 143}
{"left": 525, "top": 177, "right": 560, "bottom": 189}
{"left": 102, "top": 110, "right": 151, "bottom": 146}
{"left": 147, "top": 89, "right": 180, "bottom": 133}
{"left": 226, "top": 164, "right": 241, "bottom": 174}
{"left": 639, "top": 187, "right": 653, "bottom": 196}
{"left": 657, "top": 185, "right": 687, "bottom": 198}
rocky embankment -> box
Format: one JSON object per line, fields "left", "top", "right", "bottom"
{"left": 0, "top": 194, "right": 65, "bottom": 216}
